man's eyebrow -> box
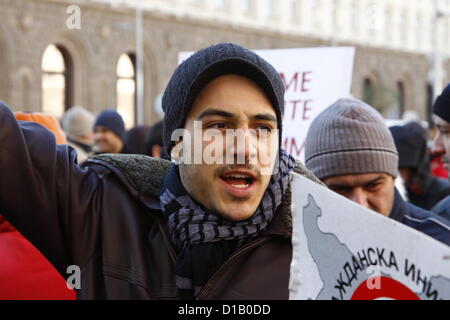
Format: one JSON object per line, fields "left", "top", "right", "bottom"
{"left": 326, "top": 183, "right": 352, "bottom": 190}
{"left": 253, "top": 113, "right": 277, "bottom": 123}
{"left": 327, "top": 176, "right": 385, "bottom": 189}
{"left": 365, "top": 176, "right": 385, "bottom": 186}
{"left": 327, "top": 183, "right": 353, "bottom": 190}
{"left": 196, "top": 109, "right": 234, "bottom": 120}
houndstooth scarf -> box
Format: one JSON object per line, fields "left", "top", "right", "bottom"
{"left": 160, "top": 149, "right": 296, "bottom": 298}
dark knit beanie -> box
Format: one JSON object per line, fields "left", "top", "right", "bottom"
{"left": 390, "top": 122, "right": 427, "bottom": 169}
{"left": 162, "top": 43, "right": 285, "bottom": 156}
{"left": 433, "top": 84, "right": 450, "bottom": 123}
{"left": 94, "top": 109, "right": 126, "bottom": 141}
{"left": 305, "top": 98, "right": 398, "bottom": 180}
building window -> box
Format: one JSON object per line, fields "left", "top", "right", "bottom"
{"left": 397, "top": 81, "right": 405, "bottom": 117}
{"left": 212, "top": 0, "right": 225, "bottom": 8}
{"left": 116, "top": 53, "right": 136, "bottom": 129}
{"left": 264, "top": 0, "right": 275, "bottom": 18}
{"left": 400, "top": 11, "right": 408, "bottom": 45}
{"left": 41, "top": 44, "right": 73, "bottom": 118}
{"left": 363, "top": 78, "right": 374, "bottom": 105}
{"left": 351, "top": 0, "right": 359, "bottom": 34}
{"left": 241, "top": 0, "right": 252, "bottom": 14}
{"left": 385, "top": 8, "right": 393, "bottom": 45}
{"left": 186, "top": 0, "right": 201, "bottom": 5}
{"left": 310, "top": 0, "right": 322, "bottom": 31}
{"left": 290, "top": 0, "right": 300, "bottom": 22}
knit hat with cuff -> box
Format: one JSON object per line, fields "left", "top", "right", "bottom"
{"left": 305, "top": 98, "right": 399, "bottom": 180}
{"left": 94, "top": 109, "right": 126, "bottom": 141}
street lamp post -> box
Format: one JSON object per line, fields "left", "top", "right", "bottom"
{"left": 135, "top": 5, "right": 144, "bottom": 125}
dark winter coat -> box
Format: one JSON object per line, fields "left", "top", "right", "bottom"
{"left": 391, "top": 189, "right": 450, "bottom": 246}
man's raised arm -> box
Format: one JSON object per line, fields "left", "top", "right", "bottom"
{"left": 0, "top": 101, "right": 101, "bottom": 276}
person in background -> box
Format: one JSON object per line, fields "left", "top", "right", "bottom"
{"left": 61, "top": 106, "right": 95, "bottom": 164}
{"left": 93, "top": 109, "right": 126, "bottom": 154}
{"left": 304, "top": 98, "right": 450, "bottom": 246}
{"left": 15, "top": 112, "right": 67, "bottom": 145}
{"left": 0, "top": 112, "right": 75, "bottom": 300}
{"left": 429, "top": 121, "right": 449, "bottom": 179}
{"left": 390, "top": 122, "right": 450, "bottom": 210}
{"left": 125, "top": 125, "right": 151, "bottom": 155}
{"left": 430, "top": 84, "right": 450, "bottom": 221}
{"left": 146, "top": 121, "right": 164, "bottom": 158}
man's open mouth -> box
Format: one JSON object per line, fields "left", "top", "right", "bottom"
{"left": 219, "top": 170, "right": 258, "bottom": 195}
{"left": 221, "top": 173, "right": 254, "bottom": 188}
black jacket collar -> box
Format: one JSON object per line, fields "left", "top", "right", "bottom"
{"left": 389, "top": 188, "right": 407, "bottom": 223}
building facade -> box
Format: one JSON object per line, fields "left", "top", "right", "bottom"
{"left": 0, "top": 0, "right": 449, "bottom": 127}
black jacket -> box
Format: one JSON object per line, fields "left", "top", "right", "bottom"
{"left": 390, "top": 123, "right": 450, "bottom": 210}
{"left": 414, "top": 177, "right": 450, "bottom": 211}
{"left": 391, "top": 189, "right": 450, "bottom": 246}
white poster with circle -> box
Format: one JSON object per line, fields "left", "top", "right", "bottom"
{"left": 289, "top": 171, "right": 450, "bottom": 300}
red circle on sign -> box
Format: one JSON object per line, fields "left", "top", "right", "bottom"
{"left": 351, "top": 277, "right": 420, "bottom": 300}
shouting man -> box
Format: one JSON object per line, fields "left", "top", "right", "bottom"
{"left": 0, "top": 43, "right": 322, "bottom": 299}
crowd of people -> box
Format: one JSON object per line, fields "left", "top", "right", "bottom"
{"left": 1, "top": 42, "right": 450, "bottom": 300}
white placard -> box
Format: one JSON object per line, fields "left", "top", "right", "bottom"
{"left": 289, "top": 171, "right": 450, "bottom": 300}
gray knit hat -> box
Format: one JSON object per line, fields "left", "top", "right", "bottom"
{"left": 61, "top": 106, "right": 95, "bottom": 141}
{"left": 162, "top": 43, "right": 285, "bottom": 157}
{"left": 304, "top": 98, "right": 398, "bottom": 180}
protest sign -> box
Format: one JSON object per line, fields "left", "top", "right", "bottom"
{"left": 289, "top": 171, "right": 450, "bottom": 300}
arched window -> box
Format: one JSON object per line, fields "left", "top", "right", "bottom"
{"left": 397, "top": 81, "right": 405, "bottom": 117}
{"left": 116, "top": 53, "right": 136, "bottom": 129}
{"left": 290, "top": 0, "right": 300, "bottom": 22}
{"left": 363, "top": 77, "right": 374, "bottom": 105}
{"left": 41, "top": 44, "right": 73, "bottom": 118}
{"left": 264, "top": 0, "right": 275, "bottom": 18}
{"left": 241, "top": 0, "right": 253, "bottom": 14}
{"left": 384, "top": 8, "right": 393, "bottom": 44}
{"left": 350, "top": 0, "right": 358, "bottom": 34}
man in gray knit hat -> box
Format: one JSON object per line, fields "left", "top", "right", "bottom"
{"left": 305, "top": 98, "right": 450, "bottom": 245}
{"left": 61, "top": 106, "right": 94, "bottom": 164}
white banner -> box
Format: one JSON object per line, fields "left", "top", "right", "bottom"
{"left": 179, "top": 47, "right": 355, "bottom": 162}
{"left": 289, "top": 171, "right": 450, "bottom": 300}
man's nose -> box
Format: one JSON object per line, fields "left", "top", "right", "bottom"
{"left": 232, "top": 129, "right": 258, "bottom": 163}
{"left": 432, "top": 132, "right": 445, "bottom": 156}
{"left": 349, "top": 188, "right": 369, "bottom": 209}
